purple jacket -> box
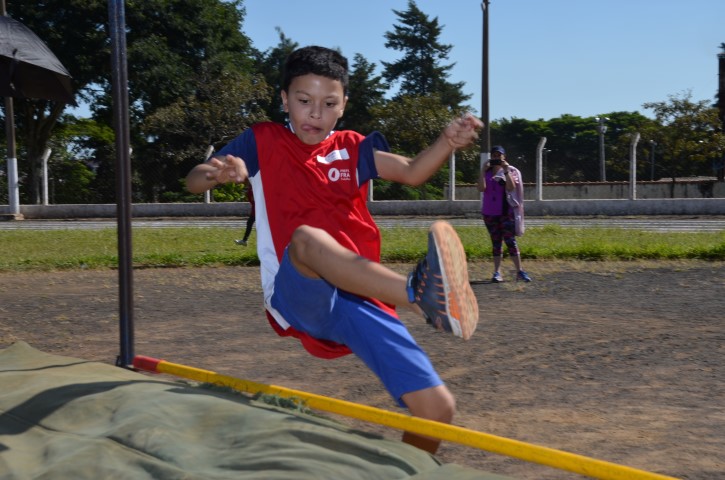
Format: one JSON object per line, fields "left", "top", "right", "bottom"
{"left": 481, "top": 166, "right": 526, "bottom": 236}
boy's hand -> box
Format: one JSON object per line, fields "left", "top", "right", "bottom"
{"left": 443, "top": 113, "right": 484, "bottom": 150}
{"left": 206, "top": 154, "right": 248, "bottom": 184}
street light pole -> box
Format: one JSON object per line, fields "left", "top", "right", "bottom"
{"left": 596, "top": 116, "right": 608, "bottom": 181}
{"left": 480, "top": 0, "right": 491, "bottom": 168}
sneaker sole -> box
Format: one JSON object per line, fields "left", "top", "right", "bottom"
{"left": 429, "top": 221, "right": 479, "bottom": 340}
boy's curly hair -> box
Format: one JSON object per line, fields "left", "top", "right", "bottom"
{"left": 282, "top": 46, "right": 349, "bottom": 95}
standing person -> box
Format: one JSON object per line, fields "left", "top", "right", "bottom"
{"left": 235, "top": 180, "right": 255, "bottom": 246}
{"left": 186, "top": 46, "right": 482, "bottom": 454}
{"left": 476, "top": 145, "right": 531, "bottom": 283}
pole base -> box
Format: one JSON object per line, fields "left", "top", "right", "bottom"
{"left": 0, "top": 213, "right": 25, "bottom": 221}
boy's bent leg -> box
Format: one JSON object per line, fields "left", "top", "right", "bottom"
{"left": 289, "top": 222, "right": 479, "bottom": 339}
{"left": 401, "top": 385, "right": 456, "bottom": 454}
{"left": 288, "top": 225, "right": 411, "bottom": 306}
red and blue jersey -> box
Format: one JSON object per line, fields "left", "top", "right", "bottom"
{"left": 217, "top": 122, "right": 393, "bottom": 357}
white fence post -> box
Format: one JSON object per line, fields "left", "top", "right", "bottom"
{"left": 7, "top": 156, "right": 19, "bottom": 214}
{"left": 536, "top": 137, "right": 547, "bottom": 201}
{"left": 203, "top": 145, "right": 214, "bottom": 204}
{"left": 630, "top": 133, "right": 640, "bottom": 200}
{"left": 479, "top": 149, "right": 490, "bottom": 205}
{"left": 42, "top": 148, "right": 52, "bottom": 205}
{"left": 449, "top": 151, "right": 456, "bottom": 200}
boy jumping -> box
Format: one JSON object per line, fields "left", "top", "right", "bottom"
{"left": 186, "top": 46, "right": 481, "bottom": 454}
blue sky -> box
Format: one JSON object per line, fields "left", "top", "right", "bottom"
{"left": 243, "top": 0, "right": 725, "bottom": 121}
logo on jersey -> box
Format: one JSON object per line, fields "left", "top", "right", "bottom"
{"left": 317, "top": 148, "right": 350, "bottom": 165}
{"left": 328, "top": 168, "right": 351, "bottom": 182}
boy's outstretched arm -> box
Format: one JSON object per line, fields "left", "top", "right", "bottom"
{"left": 186, "top": 154, "right": 248, "bottom": 194}
{"left": 374, "top": 113, "right": 483, "bottom": 186}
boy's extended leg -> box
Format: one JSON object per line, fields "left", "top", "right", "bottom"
{"left": 288, "top": 221, "right": 478, "bottom": 339}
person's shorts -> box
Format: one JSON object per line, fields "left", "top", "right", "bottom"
{"left": 270, "top": 248, "right": 442, "bottom": 407}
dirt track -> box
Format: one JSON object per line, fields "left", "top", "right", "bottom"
{"left": 1, "top": 259, "right": 723, "bottom": 479}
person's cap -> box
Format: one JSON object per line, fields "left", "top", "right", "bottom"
{"left": 491, "top": 145, "right": 506, "bottom": 155}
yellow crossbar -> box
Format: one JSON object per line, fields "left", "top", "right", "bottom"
{"left": 133, "top": 355, "right": 678, "bottom": 480}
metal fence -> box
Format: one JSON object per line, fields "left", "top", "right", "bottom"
{"left": 2, "top": 136, "right": 724, "bottom": 207}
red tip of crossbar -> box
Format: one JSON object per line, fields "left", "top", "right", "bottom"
{"left": 133, "top": 355, "right": 163, "bottom": 372}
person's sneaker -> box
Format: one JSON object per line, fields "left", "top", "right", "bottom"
{"left": 491, "top": 272, "right": 503, "bottom": 283}
{"left": 234, "top": 239, "right": 247, "bottom": 246}
{"left": 517, "top": 270, "right": 532, "bottom": 282}
{"left": 406, "top": 221, "right": 479, "bottom": 340}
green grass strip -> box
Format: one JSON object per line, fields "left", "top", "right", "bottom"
{"left": 0, "top": 224, "right": 723, "bottom": 272}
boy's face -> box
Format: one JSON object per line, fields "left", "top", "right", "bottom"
{"left": 281, "top": 73, "right": 347, "bottom": 145}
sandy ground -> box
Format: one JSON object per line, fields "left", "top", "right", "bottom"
{"left": 1, "top": 259, "right": 723, "bottom": 479}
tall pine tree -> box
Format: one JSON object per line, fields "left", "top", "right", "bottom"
{"left": 382, "top": 0, "right": 470, "bottom": 110}
{"left": 340, "top": 53, "right": 388, "bottom": 134}
{"left": 253, "top": 28, "right": 299, "bottom": 124}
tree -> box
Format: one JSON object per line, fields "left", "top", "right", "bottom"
{"left": 490, "top": 112, "right": 655, "bottom": 183}
{"left": 340, "top": 53, "right": 388, "bottom": 134}
{"left": 603, "top": 111, "right": 658, "bottom": 181}
{"left": 8, "top": 0, "right": 254, "bottom": 203}
{"left": 252, "top": 28, "right": 299, "bottom": 123}
{"left": 716, "top": 42, "right": 725, "bottom": 181}
{"left": 491, "top": 117, "right": 551, "bottom": 182}
{"left": 143, "top": 66, "right": 271, "bottom": 201}
{"left": 104, "top": 0, "right": 255, "bottom": 201}
{"left": 643, "top": 91, "right": 725, "bottom": 184}
{"left": 371, "top": 95, "right": 471, "bottom": 199}
{"left": 6, "top": 0, "right": 108, "bottom": 204}
{"left": 113, "top": 0, "right": 253, "bottom": 118}
{"left": 46, "top": 115, "right": 115, "bottom": 203}
{"left": 382, "top": 0, "right": 471, "bottom": 110}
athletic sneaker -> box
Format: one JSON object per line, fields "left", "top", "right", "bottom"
{"left": 406, "top": 221, "right": 479, "bottom": 340}
{"left": 491, "top": 272, "right": 503, "bottom": 283}
{"left": 234, "top": 239, "right": 247, "bottom": 246}
{"left": 517, "top": 270, "right": 532, "bottom": 282}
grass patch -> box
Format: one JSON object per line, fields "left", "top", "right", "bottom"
{"left": 0, "top": 224, "right": 723, "bottom": 272}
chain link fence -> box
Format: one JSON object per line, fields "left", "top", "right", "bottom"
{"left": 2, "top": 135, "right": 723, "bottom": 206}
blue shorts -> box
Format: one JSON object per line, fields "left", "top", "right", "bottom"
{"left": 270, "top": 248, "right": 442, "bottom": 407}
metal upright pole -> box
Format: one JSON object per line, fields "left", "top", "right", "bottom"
{"left": 480, "top": 0, "right": 491, "bottom": 169}
{"left": 3, "top": 97, "right": 19, "bottom": 215}
{"left": 718, "top": 51, "right": 725, "bottom": 181}
{"left": 2, "top": 0, "right": 22, "bottom": 220}
{"left": 109, "top": 0, "right": 134, "bottom": 367}
{"left": 536, "top": 137, "right": 547, "bottom": 201}
{"left": 42, "top": 148, "right": 51, "bottom": 205}
{"left": 629, "top": 133, "right": 640, "bottom": 200}
{"left": 596, "top": 117, "right": 608, "bottom": 182}
{"left": 599, "top": 126, "right": 606, "bottom": 181}
{"left": 449, "top": 152, "right": 456, "bottom": 200}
